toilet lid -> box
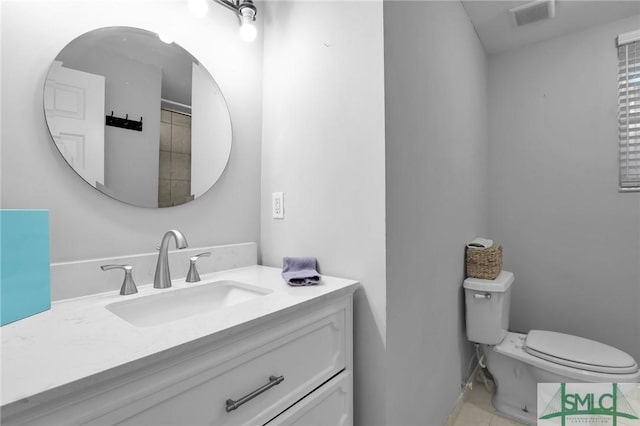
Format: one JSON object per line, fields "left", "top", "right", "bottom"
{"left": 525, "top": 330, "right": 638, "bottom": 374}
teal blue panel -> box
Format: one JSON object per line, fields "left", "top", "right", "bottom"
{"left": 1, "top": 210, "right": 51, "bottom": 326}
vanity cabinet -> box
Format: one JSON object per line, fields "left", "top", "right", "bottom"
{"left": 2, "top": 294, "right": 353, "bottom": 426}
{"left": 266, "top": 371, "right": 352, "bottom": 426}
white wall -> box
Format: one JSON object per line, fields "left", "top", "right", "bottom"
{"left": 100, "top": 52, "right": 162, "bottom": 207}
{"left": 1, "top": 0, "right": 263, "bottom": 262}
{"left": 384, "top": 2, "right": 489, "bottom": 424}
{"left": 259, "top": 2, "right": 386, "bottom": 425}
{"left": 488, "top": 15, "right": 640, "bottom": 362}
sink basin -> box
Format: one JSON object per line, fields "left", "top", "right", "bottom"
{"left": 105, "top": 280, "right": 272, "bottom": 327}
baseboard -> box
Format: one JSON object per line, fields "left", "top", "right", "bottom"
{"left": 445, "top": 361, "right": 482, "bottom": 426}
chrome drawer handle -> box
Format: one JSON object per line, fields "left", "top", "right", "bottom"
{"left": 225, "top": 375, "right": 285, "bottom": 413}
{"left": 473, "top": 293, "right": 491, "bottom": 300}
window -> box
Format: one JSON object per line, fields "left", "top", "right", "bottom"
{"left": 618, "top": 30, "right": 640, "bottom": 191}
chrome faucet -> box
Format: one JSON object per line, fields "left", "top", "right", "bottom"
{"left": 154, "top": 229, "right": 188, "bottom": 289}
{"left": 101, "top": 264, "right": 138, "bottom": 295}
{"left": 186, "top": 252, "right": 211, "bottom": 283}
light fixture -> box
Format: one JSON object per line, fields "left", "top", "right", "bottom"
{"left": 212, "top": 0, "right": 258, "bottom": 42}
{"left": 238, "top": 1, "right": 257, "bottom": 42}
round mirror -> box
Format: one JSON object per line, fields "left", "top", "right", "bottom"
{"left": 44, "top": 27, "right": 232, "bottom": 208}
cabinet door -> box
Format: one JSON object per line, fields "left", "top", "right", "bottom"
{"left": 89, "top": 299, "right": 349, "bottom": 426}
{"left": 267, "top": 371, "right": 352, "bottom": 426}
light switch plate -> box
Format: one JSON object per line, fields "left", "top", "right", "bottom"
{"left": 272, "top": 192, "right": 284, "bottom": 219}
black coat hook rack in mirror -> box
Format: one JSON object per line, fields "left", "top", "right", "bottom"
{"left": 106, "top": 111, "right": 143, "bottom": 132}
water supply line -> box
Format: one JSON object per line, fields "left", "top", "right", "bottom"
{"left": 475, "top": 343, "right": 487, "bottom": 368}
{"left": 475, "top": 344, "right": 495, "bottom": 393}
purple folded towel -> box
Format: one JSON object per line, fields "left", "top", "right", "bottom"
{"left": 282, "top": 257, "right": 321, "bottom": 286}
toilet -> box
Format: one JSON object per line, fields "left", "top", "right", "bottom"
{"left": 464, "top": 270, "right": 640, "bottom": 425}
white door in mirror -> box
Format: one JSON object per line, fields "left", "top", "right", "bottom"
{"left": 272, "top": 192, "right": 284, "bottom": 219}
{"left": 45, "top": 61, "right": 105, "bottom": 186}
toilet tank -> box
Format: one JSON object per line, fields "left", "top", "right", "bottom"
{"left": 464, "top": 270, "right": 514, "bottom": 345}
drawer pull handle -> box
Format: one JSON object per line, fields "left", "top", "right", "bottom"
{"left": 225, "top": 375, "right": 285, "bottom": 412}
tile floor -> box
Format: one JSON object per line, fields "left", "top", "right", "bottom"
{"left": 449, "top": 379, "right": 526, "bottom": 426}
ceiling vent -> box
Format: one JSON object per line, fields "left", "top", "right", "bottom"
{"left": 509, "top": 0, "right": 556, "bottom": 27}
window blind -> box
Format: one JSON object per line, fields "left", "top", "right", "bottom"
{"left": 618, "top": 39, "right": 640, "bottom": 191}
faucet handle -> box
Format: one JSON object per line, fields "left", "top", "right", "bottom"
{"left": 191, "top": 252, "right": 211, "bottom": 260}
{"left": 186, "top": 252, "right": 211, "bottom": 283}
{"left": 100, "top": 264, "right": 138, "bottom": 295}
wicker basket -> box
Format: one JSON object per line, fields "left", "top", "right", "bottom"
{"left": 466, "top": 245, "right": 502, "bottom": 280}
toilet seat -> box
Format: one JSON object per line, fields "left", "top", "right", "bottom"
{"left": 525, "top": 330, "right": 638, "bottom": 374}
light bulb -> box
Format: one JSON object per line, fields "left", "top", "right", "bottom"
{"left": 238, "top": 2, "right": 257, "bottom": 42}
{"left": 239, "top": 18, "right": 256, "bottom": 42}
{"left": 188, "top": 0, "right": 208, "bottom": 18}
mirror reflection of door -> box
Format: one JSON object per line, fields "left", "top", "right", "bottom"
{"left": 159, "top": 108, "right": 193, "bottom": 207}
{"left": 44, "top": 61, "right": 105, "bottom": 186}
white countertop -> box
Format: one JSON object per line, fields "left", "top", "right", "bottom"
{"left": 0, "top": 265, "right": 359, "bottom": 407}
